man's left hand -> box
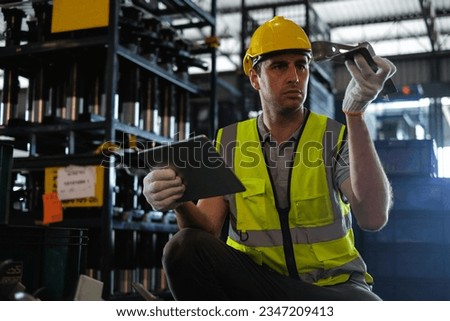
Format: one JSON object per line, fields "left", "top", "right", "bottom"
{"left": 342, "top": 54, "right": 396, "bottom": 116}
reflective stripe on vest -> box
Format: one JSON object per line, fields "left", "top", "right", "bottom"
{"left": 216, "top": 112, "right": 370, "bottom": 286}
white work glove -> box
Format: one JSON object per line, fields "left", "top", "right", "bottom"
{"left": 143, "top": 168, "right": 185, "bottom": 211}
{"left": 343, "top": 54, "right": 396, "bottom": 115}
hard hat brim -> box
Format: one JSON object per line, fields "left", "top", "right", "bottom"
{"left": 251, "top": 49, "right": 312, "bottom": 69}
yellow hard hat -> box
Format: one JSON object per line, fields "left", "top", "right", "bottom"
{"left": 242, "top": 16, "right": 312, "bottom": 76}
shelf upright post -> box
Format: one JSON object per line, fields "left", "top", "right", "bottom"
{"left": 101, "top": 0, "right": 120, "bottom": 299}
{"left": 209, "top": 0, "right": 218, "bottom": 138}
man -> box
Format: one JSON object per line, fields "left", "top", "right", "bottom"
{"left": 143, "top": 16, "right": 396, "bottom": 300}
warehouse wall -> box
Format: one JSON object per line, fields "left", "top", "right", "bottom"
{"left": 333, "top": 52, "right": 450, "bottom": 93}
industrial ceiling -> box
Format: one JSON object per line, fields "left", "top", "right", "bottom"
{"left": 188, "top": 0, "right": 450, "bottom": 72}
{"left": 0, "top": 0, "right": 448, "bottom": 73}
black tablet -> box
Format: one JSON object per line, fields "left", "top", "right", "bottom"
{"left": 138, "top": 135, "right": 246, "bottom": 202}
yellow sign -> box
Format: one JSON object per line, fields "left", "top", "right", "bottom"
{"left": 51, "top": 0, "right": 110, "bottom": 33}
{"left": 45, "top": 166, "right": 104, "bottom": 207}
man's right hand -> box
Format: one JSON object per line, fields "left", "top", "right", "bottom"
{"left": 143, "top": 168, "right": 186, "bottom": 211}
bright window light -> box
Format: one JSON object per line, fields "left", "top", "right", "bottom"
{"left": 439, "top": 97, "right": 450, "bottom": 177}
{"left": 415, "top": 124, "right": 425, "bottom": 139}
{"left": 368, "top": 98, "right": 430, "bottom": 112}
{"left": 437, "top": 147, "right": 450, "bottom": 178}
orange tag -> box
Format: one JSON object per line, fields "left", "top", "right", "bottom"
{"left": 42, "top": 192, "right": 63, "bottom": 224}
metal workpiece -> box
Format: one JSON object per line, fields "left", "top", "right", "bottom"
{"left": 312, "top": 41, "right": 397, "bottom": 95}
{"left": 312, "top": 41, "right": 375, "bottom": 63}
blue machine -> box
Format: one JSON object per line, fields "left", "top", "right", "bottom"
{"left": 354, "top": 140, "right": 450, "bottom": 300}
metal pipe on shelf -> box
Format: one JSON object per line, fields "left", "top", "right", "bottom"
{"left": 175, "top": 83, "right": 189, "bottom": 141}
{"left": 136, "top": 230, "right": 155, "bottom": 292}
{"left": 141, "top": 72, "right": 160, "bottom": 134}
{"left": 158, "top": 27, "right": 178, "bottom": 139}
{"left": 53, "top": 66, "right": 67, "bottom": 121}
{"left": 113, "top": 228, "right": 137, "bottom": 294}
{"left": 153, "top": 232, "right": 169, "bottom": 292}
{"left": 140, "top": 17, "right": 162, "bottom": 134}
{"left": 159, "top": 78, "right": 175, "bottom": 139}
{"left": 29, "top": 64, "right": 50, "bottom": 123}
{"left": 119, "top": 61, "right": 141, "bottom": 127}
{"left": 83, "top": 61, "right": 104, "bottom": 119}
{"left": 31, "top": 1, "right": 53, "bottom": 43}
{"left": 85, "top": 227, "right": 102, "bottom": 283}
{"left": 64, "top": 60, "right": 84, "bottom": 121}
{"left": 1, "top": 67, "right": 21, "bottom": 125}
{"left": 91, "top": 74, "right": 103, "bottom": 117}
{"left": 174, "top": 38, "right": 194, "bottom": 141}
{"left": 119, "top": 6, "right": 143, "bottom": 128}
{"left": 0, "top": 7, "right": 25, "bottom": 126}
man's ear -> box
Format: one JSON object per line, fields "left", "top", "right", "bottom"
{"left": 248, "top": 69, "right": 260, "bottom": 91}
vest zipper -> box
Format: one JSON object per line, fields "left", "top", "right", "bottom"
{"left": 261, "top": 111, "right": 310, "bottom": 279}
{"left": 277, "top": 207, "right": 299, "bottom": 279}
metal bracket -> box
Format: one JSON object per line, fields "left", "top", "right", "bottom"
{"left": 312, "top": 41, "right": 397, "bottom": 96}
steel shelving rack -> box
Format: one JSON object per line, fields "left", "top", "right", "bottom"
{"left": 0, "top": 0, "right": 217, "bottom": 299}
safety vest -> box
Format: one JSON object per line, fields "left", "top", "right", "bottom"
{"left": 216, "top": 111, "right": 371, "bottom": 286}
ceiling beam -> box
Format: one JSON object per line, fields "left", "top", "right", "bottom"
{"left": 326, "top": 9, "right": 449, "bottom": 28}
{"left": 419, "top": 0, "right": 438, "bottom": 52}
{"left": 217, "top": 2, "right": 450, "bottom": 29}
{"left": 332, "top": 30, "right": 444, "bottom": 44}
{"left": 217, "top": 0, "right": 307, "bottom": 14}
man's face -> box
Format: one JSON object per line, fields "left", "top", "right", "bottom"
{"left": 250, "top": 53, "right": 310, "bottom": 115}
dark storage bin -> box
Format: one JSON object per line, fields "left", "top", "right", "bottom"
{"left": 0, "top": 225, "right": 88, "bottom": 300}
{"left": 355, "top": 177, "right": 450, "bottom": 300}
{"left": 364, "top": 243, "right": 450, "bottom": 279}
{"left": 362, "top": 209, "right": 450, "bottom": 244}
{"left": 389, "top": 177, "right": 450, "bottom": 211}
{"left": 361, "top": 236, "right": 450, "bottom": 300}
{"left": 371, "top": 277, "right": 450, "bottom": 301}
{"left": 374, "top": 139, "right": 437, "bottom": 177}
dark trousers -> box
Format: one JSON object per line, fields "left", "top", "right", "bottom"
{"left": 162, "top": 228, "right": 381, "bottom": 301}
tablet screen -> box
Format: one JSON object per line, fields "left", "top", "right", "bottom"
{"left": 138, "top": 135, "right": 246, "bottom": 202}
